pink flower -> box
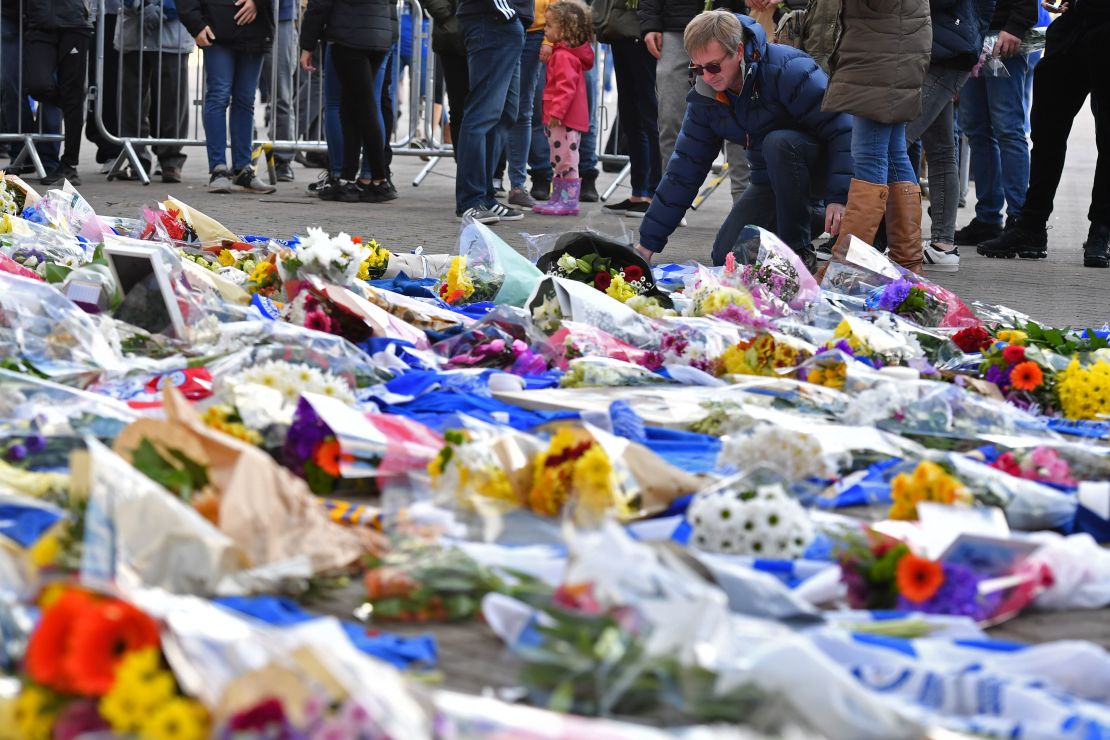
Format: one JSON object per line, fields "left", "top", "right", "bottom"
{"left": 305, "top": 309, "right": 332, "bottom": 333}
{"left": 724, "top": 251, "right": 737, "bottom": 274}
{"left": 511, "top": 339, "right": 528, "bottom": 355}
{"left": 484, "top": 339, "right": 506, "bottom": 354}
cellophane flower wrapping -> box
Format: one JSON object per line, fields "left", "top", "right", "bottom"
{"left": 435, "top": 305, "right": 553, "bottom": 374}
{"left": 731, "top": 226, "right": 821, "bottom": 315}
{"left": 436, "top": 223, "right": 509, "bottom": 304}
{"left": 545, "top": 320, "right": 663, "bottom": 371}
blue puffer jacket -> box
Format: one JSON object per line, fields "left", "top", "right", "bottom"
{"left": 639, "top": 16, "right": 853, "bottom": 254}
{"left": 930, "top": 0, "right": 996, "bottom": 69}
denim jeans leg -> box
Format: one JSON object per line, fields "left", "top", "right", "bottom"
{"left": 456, "top": 15, "right": 524, "bottom": 213}
{"left": 529, "top": 62, "right": 551, "bottom": 179}
{"left": 762, "top": 129, "right": 819, "bottom": 253}
{"left": 711, "top": 183, "right": 777, "bottom": 265}
{"left": 580, "top": 48, "right": 598, "bottom": 177}
{"left": 272, "top": 19, "right": 297, "bottom": 165}
{"left": 203, "top": 45, "right": 234, "bottom": 172}
{"left": 486, "top": 55, "right": 520, "bottom": 203}
{"left": 958, "top": 76, "right": 1004, "bottom": 224}
{"left": 324, "top": 46, "right": 344, "bottom": 177}
{"left": 885, "top": 122, "right": 916, "bottom": 183}
{"left": 851, "top": 116, "right": 893, "bottom": 185}
{"left": 986, "top": 53, "right": 1031, "bottom": 219}
{"left": 230, "top": 51, "right": 264, "bottom": 173}
{"left": 508, "top": 30, "right": 543, "bottom": 190}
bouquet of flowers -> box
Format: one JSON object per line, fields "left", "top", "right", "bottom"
{"left": 0, "top": 172, "right": 36, "bottom": 216}
{"left": 547, "top": 250, "right": 650, "bottom": 302}
{"left": 436, "top": 254, "right": 502, "bottom": 304}
{"left": 560, "top": 357, "right": 667, "bottom": 387}
{"left": 17, "top": 586, "right": 210, "bottom": 739}
{"left": 136, "top": 204, "right": 198, "bottom": 245}
{"left": 865, "top": 277, "right": 951, "bottom": 326}
{"left": 686, "top": 471, "right": 815, "bottom": 558}
{"left": 1054, "top": 357, "right": 1110, "bottom": 421}
{"left": 979, "top": 340, "right": 1055, "bottom": 412}
{"left": 435, "top": 308, "right": 551, "bottom": 374}
{"left": 280, "top": 286, "right": 374, "bottom": 344}
{"left": 280, "top": 227, "right": 371, "bottom": 288}
{"left": 217, "top": 358, "right": 357, "bottom": 433}
{"left": 715, "top": 332, "right": 814, "bottom": 379}
{"left": 536, "top": 230, "right": 669, "bottom": 308}
{"left": 681, "top": 267, "right": 763, "bottom": 323}
{"left": 242, "top": 254, "right": 282, "bottom": 297}
{"left": 527, "top": 426, "right": 638, "bottom": 523}
{"left": 717, "top": 423, "right": 840, "bottom": 482}
{"left": 888, "top": 460, "right": 974, "bottom": 520}
{"left": 729, "top": 226, "right": 821, "bottom": 313}
{"left": 989, "top": 446, "right": 1077, "bottom": 487}
{"left": 547, "top": 321, "right": 663, "bottom": 371}
{"left": 359, "top": 238, "right": 391, "bottom": 280}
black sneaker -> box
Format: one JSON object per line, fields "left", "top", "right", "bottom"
{"left": 233, "top": 166, "right": 277, "bottom": 194}
{"left": 306, "top": 171, "right": 329, "bottom": 196}
{"left": 487, "top": 202, "right": 524, "bottom": 221}
{"left": 41, "top": 164, "right": 79, "bottom": 186}
{"left": 814, "top": 236, "right": 835, "bottom": 262}
{"left": 358, "top": 181, "right": 398, "bottom": 203}
{"left": 954, "top": 218, "right": 1004, "bottom": 246}
{"left": 603, "top": 198, "right": 637, "bottom": 213}
{"left": 977, "top": 219, "right": 1048, "bottom": 259}
{"left": 1083, "top": 222, "right": 1110, "bottom": 268}
{"left": 336, "top": 181, "right": 362, "bottom": 203}
{"left": 530, "top": 174, "right": 551, "bottom": 202}
{"left": 624, "top": 201, "right": 650, "bottom": 218}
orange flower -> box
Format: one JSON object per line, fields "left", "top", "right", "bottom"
{"left": 1010, "top": 361, "right": 1044, "bottom": 391}
{"left": 896, "top": 554, "right": 945, "bottom": 603}
{"left": 25, "top": 589, "right": 96, "bottom": 691}
{"left": 63, "top": 599, "right": 160, "bottom": 696}
{"left": 313, "top": 439, "right": 343, "bottom": 477}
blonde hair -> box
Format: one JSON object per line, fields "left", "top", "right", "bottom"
{"left": 683, "top": 10, "right": 744, "bottom": 57}
{"left": 546, "top": 0, "right": 593, "bottom": 48}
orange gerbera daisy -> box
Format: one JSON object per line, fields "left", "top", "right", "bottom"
{"left": 312, "top": 439, "right": 347, "bottom": 477}
{"left": 25, "top": 589, "right": 96, "bottom": 691}
{"left": 896, "top": 554, "right": 945, "bottom": 603}
{"left": 1010, "top": 361, "right": 1044, "bottom": 391}
{"left": 63, "top": 599, "right": 160, "bottom": 696}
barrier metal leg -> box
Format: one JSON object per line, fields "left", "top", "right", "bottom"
{"left": 691, "top": 162, "right": 731, "bottom": 211}
{"left": 251, "top": 143, "right": 277, "bottom": 184}
{"left": 10, "top": 136, "right": 47, "bottom": 179}
{"left": 412, "top": 154, "right": 446, "bottom": 186}
{"left": 600, "top": 162, "right": 631, "bottom": 202}
{"left": 959, "top": 134, "right": 971, "bottom": 205}
{"left": 106, "top": 141, "right": 150, "bottom": 185}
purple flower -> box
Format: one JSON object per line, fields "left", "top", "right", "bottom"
{"left": 284, "top": 398, "right": 330, "bottom": 466}
{"left": 878, "top": 279, "right": 913, "bottom": 312}
{"left": 5, "top": 444, "right": 27, "bottom": 462}
{"left": 23, "top": 434, "right": 46, "bottom": 453}
{"left": 897, "top": 562, "right": 1002, "bottom": 621}
{"left": 511, "top": 349, "right": 548, "bottom": 376}
{"left": 984, "top": 364, "right": 1012, "bottom": 387}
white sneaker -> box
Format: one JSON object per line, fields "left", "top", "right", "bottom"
{"left": 678, "top": 216, "right": 688, "bottom": 227}
{"left": 923, "top": 244, "right": 960, "bottom": 272}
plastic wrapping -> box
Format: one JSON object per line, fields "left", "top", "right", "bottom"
{"left": 434, "top": 305, "right": 554, "bottom": 373}
{"left": 527, "top": 275, "right": 662, "bottom": 347}
{"left": 731, "top": 226, "right": 821, "bottom": 314}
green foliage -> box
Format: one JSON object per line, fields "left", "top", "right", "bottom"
{"left": 130, "top": 438, "right": 210, "bottom": 501}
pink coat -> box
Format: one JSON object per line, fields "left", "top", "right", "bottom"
{"left": 542, "top": 41, "right": 595, "bottom": 133}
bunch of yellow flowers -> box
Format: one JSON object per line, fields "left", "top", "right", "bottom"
{"left": 1055, "top": 358, "right": 1110, "bottom": 421}
{"left": 717, "top": 333, "right": 809, "bottom": 378}
{"left": 889, "top": 461, "right": 973, "bottom": 520}
{"left": 99, "top": 649, "right": 209, "bottom": 740}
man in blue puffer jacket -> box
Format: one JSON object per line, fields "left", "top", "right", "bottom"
{"left": 634, "top": 11, "right": 852, "bottom": 268}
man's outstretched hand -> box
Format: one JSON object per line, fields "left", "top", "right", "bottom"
{"left": 825, "top": 202, "right": 844, "bottom": 237}
{"left": 634, "top": 244, "right": 655, "bottom": 264}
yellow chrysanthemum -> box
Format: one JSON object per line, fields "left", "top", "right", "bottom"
{"left": 100, "top": 651, "right": 178, "bottom": 734}
{"left": 807, "top": 362, "right": 846, "bottom": 389}
{"left": 889, "top": 461, "right": 971, "bottom": 520}
{"left": 14, "top": 686, "right": 58, "bottom": 740}
{"left": 995, "top": 329, "right": 1028, "bottom": 346}
{"left": 700, "top": 286, "right": 754, "bottom": 315}
{"left": 140, "top": 697, "right": 210, "bottom": 740}
{"left": 218, "top": 249, "right": 237, "bottom": 267}
{"left": 1056, "top": 358, "right": 1110, "bottom": 420}
{"left": 605, "top": 274, "right": 637, "bottom": 303}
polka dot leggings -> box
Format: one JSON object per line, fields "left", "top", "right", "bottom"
{"left": 545, "top": 124, "right": 581, "bottom": 179}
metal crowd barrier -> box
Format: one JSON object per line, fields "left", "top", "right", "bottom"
{"left": 0, "top": 0, "right": 627, "bottom": 190}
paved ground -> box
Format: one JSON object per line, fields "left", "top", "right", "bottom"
{"left": 53, "top": 100, "right": 1109, "bottom": 329}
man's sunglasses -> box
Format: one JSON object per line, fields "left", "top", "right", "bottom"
{"left": 688, "top": 57, "right": 728, "bottom": 77}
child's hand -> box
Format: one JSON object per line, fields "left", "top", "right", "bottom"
{"left": 548, "top": 116, "right": 561, "bottom": 127}
{"left": 539, "top": 43, "right": 553, "bottom": 63}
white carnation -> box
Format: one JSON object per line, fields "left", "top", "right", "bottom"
{"left": 718, "top": 423, "right": 837, "bottom": 482}
{"left": 688, "top": 479, "right": 814, "bottom": 559}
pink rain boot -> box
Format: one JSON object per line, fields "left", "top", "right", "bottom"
{"left": 533, "top": 177, "right": 580, "bottom": 216}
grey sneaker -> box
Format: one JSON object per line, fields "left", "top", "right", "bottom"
{"left": 457, "top": 206, "right": 500, "bottom": 224}
{"left": 208, "top": 166, "right": 232, "bottom": 194}
{"left": 487, "top": 202, "right": 524, "bottom": 221}
{"left": 232, "top": 166, "right": 276, "bottom": 194}
{"left": 507, "top": 187, "right": 536, "bottom": 211}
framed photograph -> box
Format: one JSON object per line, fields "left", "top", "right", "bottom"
{"left": 102, "top": 237, "right": 187, "bottom": 338}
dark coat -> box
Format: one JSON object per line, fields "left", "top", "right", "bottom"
{"left": 637, "top": 0, "right": 746, "bottom": 35}
{"left": 931, "top": 0, "right": 996, "bottom": 68}
{"left": 822, "top": 0, "right": 931, "bottom": 123}
{"left": 26, "top": 0, "right": 95, "bottom": 31}
{"left": 177, "top": 0, "right": 274, "bottom": 51}
{"left": 988, "top": 0, "right": 1037, "bottom": 36}
{"left": 639, "top": 15, "right": 853, "bottom": 253}
{"left": 423, "top": 0, "right": 465, "bottom": 56}
{"left": 300, "top": 0, "right": 393, "bottom": 51}
{"left": 456, "top": 0, "right": 534, "bottom": 26}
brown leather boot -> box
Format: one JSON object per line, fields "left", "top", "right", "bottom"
{"left": 886, "top": 181, "right": 924, "bottom": 275}
{"left": 816, "top": 179, "right": 889, "bottom": 281}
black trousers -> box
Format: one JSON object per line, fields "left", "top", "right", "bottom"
{"left": 330, "top": 44, "right": 387, "bottom": 181}
{"left": 24, "top": 29, "right": 90, "bottom": 167}
{"left": 381, "top": 51, "right": 394, "bottom": 174}
{"left": 120, "top": 50, "right": 190, "bottom": 170}
{"left": 85, "top": 14, "right": 122, "bottom": 162}
{"left": 440, "top": 51, "right": 469, "bottom": 158}
{"left": 1022, "top": 12, "right": 1110, "bottom": 227}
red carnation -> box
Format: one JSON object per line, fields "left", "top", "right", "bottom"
{"left": 594, "top": 271, "right": 612, "bottom": 290}
{"left": 1002, "top": 345, "right": 1026, "bottom": 364}
{"left": 952, "top": 326, "right": 992, "bottom": 353}
{"left": 622, "top": 265, "right": 644, "bottom": 282}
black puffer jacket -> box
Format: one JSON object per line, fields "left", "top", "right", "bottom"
{"left": 26, "top": 0, "right": 94, "bottom": 31}
{"left": 177, "top": 0, "right": 274, "bottom": 51}
{"left": 637, "top": 0, "right": 746, "bottom": 35}
{"left": 423, "top": 0, "right": 464, "bottom": 56}
{"left": 931, "top": 0, "right": 995, "bottom": 68}
{"left": 987, "top": 0, "right": 1036, "bottom": 37}
{"left": 300, "top": 0, "right": 393, "bottom": 52}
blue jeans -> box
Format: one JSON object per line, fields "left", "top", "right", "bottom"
{"left": 203, "top": 44, "right": 265, "bottom": 173}
{"left": 324, "top": 45, "right": 373, "bottom": 179}
{"left": 710, "top": 130, "right": 820, "bottom": 264}
{"left": 610, "top": 38, "right": 660, "bottom": 197}
{"left": 581, "top": 51, "right": 598, "bottom": 177}
{"left": 456, "top": 15, "right": 523, "bottom": 213}
{"left": 851, "top": 117, "right": 916, "bottom": 184}
{"left": 958, "top": 53, "right": 1031, "bottom": 224}
{"left": 508, "top": 30, "right": 545, "bottom": 189}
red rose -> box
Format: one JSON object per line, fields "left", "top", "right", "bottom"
{"left": 1002, "top": 345, "right": 1026, "bottom": 364}
{"left": 952, "top": 326, "right": 992, "bottom": 353}
{"left": 622, "top": 265, "right": 644, "bottom": 282}
{"left": 594, "top": 271, "right": 612, "bottom": 290}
